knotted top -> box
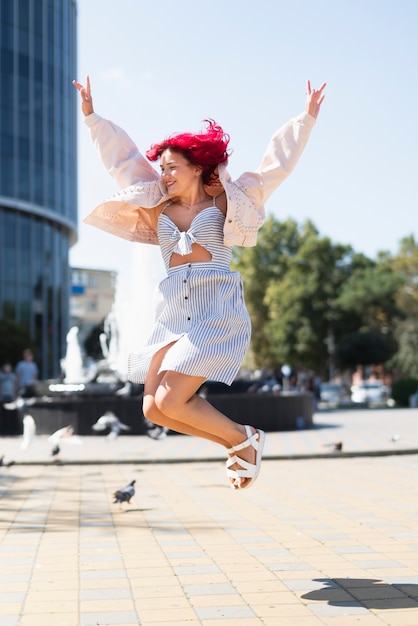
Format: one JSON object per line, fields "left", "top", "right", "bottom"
{"left": 157, "top": 206, "right": 232, "bottom": 272}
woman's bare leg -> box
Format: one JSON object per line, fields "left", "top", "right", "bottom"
{"left": 143, "top": 344, "right": 261, "bottom": 488}
{"left": 143, "top": 345, "right": 229, "bottom": 446}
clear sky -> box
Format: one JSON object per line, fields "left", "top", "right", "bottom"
{"left": 70, "top": 0, "right": 418, "bottom": 303}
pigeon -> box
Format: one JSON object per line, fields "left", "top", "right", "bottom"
{"left": 115, "top": 382, "right": 132, "bottom": 396}
{"left": 113, "top": 480, "right": 136, "bottom": 509}
{"left": 20, "top": 414, "right": 36, "bottom": 450}
{"left": 143, "top": 417, "right": 169, "bottom": 440}
{"left": 48, "top": 425, "right": 82, "bottom": 459}
{"left": 0, "top": 455, "right": 15, "bottom": 468}
{"left": 3, "top": 396, "right": 36, "bottom": 411}
{"left": 323, "top": 441, "right": 343, "bottom": 453}
{"left": 92, "top": 411, "right": 131, "bottom": 440}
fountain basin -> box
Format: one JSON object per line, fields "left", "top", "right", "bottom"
{"left": 2, "top": 391, "right": 313, "bottom": 436}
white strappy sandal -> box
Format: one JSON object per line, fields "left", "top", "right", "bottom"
{"left": 226, "top": 425, "right": 265, "bottom": 490}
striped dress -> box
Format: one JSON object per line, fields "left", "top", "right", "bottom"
{"left": 127, "top": 199, "right": 251, "bottom": 385}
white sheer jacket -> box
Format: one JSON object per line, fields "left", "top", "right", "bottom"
{"left": 83, "top": 110, "right": 316, "bottom": 248}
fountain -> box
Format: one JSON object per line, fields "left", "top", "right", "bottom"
{"left": 62, "top": 326, "right": 85, "bottom": 383}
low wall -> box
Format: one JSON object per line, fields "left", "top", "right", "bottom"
{"left": 0, "top": 392, "right": 313, "bottom": 436}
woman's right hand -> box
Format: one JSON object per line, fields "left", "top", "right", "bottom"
{"left": 72, "top": 75, "right": 94, "bottom": 116}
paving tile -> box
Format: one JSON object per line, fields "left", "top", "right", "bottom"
{"left": 188, "top": 593, "right": 246, "bottom": 607}
{"left": 261, "top": 618, "right": 324, "bottom": 626}
{"left": 134, "top": 595, "right": 192, "bottom": 609}
{"left": 184, "top": 583, "right": 236, "bottom": 596}
{"left": 268, "top": 562, "right": 314, "bottom": 571}
{"left": 332, "top": 545, "right": 375, "bottom": 554}
{"left": 0, "top": 574, "right": 31, "bottom": 584}
{"left": 80, "top": 611, "right": 139, "bottom": 625}
{"left": 0, "top": 603, "right": 24, "bottom": 614}
{"left": 173, "top": 565, "right": 221, "bottom": 575}
{"left": 354, "top": 559, "right": 405, "bottom": 569}
{"left": 79, "top": 568, "right": 127, "bottom": 580}
{"left": 80, "top": 599, "right": 135, "bottom": 612}
{"left": 0, "top": 617, "right": 21, "bottom": 626}
{"left": 375, "top": 610, "right": 418, "bottom": 625}
{"left": 195, "top": 605, "right": 256, "bottom": 619}
{"left": 80, "top": 588, "right": 133, "bottom": 600}
{"left": 137, "top": 607, "right": 198, "bottom": 621}
{"left": 22, "top": 600, "right": 78, "bottom": 613}
{"left": 0, "top": 592, "right": 26, "bottom": 602}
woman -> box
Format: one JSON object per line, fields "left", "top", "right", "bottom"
{"left": 73, "top": 77, "right": 325, "bottom": 489}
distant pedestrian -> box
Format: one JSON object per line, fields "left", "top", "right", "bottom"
{"left": 15, "top": 349, "right": 38, "bottom": 398}
{"left": 0, "top": 363, "right": 18, "bottom": 436}
{"left": 0, "top": 363, "right": 17, "bottom": 402}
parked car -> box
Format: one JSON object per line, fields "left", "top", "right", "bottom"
{"left": 351, "top": 381, "right": 390, "bottom": 405}
{"left": 319, "top": 382, "right": 344, "bottom": 406}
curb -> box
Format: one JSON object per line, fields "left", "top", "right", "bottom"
{"left": 4, "top": 447, "right": 418, "bottom": 466}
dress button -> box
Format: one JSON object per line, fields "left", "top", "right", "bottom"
{"left": 184, "top": 296, "right": 188, "bottom": 300}
{"left": 183, "top": 279, "right": 187, "bottom": 283}
{"left": 187, "top": 317, "right": 191, "bottom": 321}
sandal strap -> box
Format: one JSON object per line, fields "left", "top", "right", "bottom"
{"left": 226, "top": 425, "right": 258, "bottom": 454}
{"left": 226, "top": 454, "right": 255, "bottom": 479}
{"left": 225, "top": 427, "right": 265, "bottom": 489}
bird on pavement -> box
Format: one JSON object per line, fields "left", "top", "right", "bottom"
{"left": 0, "top": 455, "right": 15, "bottom": 468}
{"left": 92, "top": 411, "right": 131, "bottom": 440}
{"left": 143, "top": 417, "right": 169, "bottom": 440}
{"left": 323, "top": 441, "right": 343, "bottom": 453}
{"left": 113, "top": 480, "right": 136, "bottom": 509}
{"left": 48, "top": 425, "right": 82, "bottom": 459}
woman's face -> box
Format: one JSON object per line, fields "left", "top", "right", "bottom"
{"left": 160, "top": 149, "right": 200, "bottom": 195}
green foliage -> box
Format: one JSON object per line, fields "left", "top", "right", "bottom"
{"left": 391, "top": 319, "right": 418, "bottom": 378}
{"left": 336, "top": 264, "right": 404, "bottom": 331}
{"left": 393, "top": 235, "right": 418, "bottom": 317}
{"left": 233, "top": 214, "right": 406, "bottom": 377}
{"left": 232, "top": 217, "right": 317, "bottom": 368}
{"left": 336, "top": 331, "right": 396, "bottom": 369}
{"left": 391, "top": 377, "right": 418, "bottom": 407}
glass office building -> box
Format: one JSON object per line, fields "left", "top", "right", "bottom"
{"left": 0, "top": 0, "right": 77, "bottom": 378}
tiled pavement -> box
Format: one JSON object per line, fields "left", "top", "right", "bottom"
{"left": 1, "top": 407, "right": 418, "bottom": 625}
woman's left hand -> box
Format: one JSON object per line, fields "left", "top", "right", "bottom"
{"left": 305, "top": 80, "right": 326, "bottom": 119}
{"left": 72, "top": 75, "right": 94, "bottom": 117}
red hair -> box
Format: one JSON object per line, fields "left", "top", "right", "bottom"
{"left": 146, "top": 119, "right": 230, "bottom": 186}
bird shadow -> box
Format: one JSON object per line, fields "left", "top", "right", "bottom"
{"left": 301, "top": 577, "right": 418, "bottom": 610}
{"left": 118, "top": 507, "right": 154, "bottom": 513}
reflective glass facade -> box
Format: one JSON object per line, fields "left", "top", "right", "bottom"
{"left": 0, "top": 0, "right": 77, "bottom": 378}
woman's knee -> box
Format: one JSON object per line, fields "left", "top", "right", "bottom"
{"left": 142, "top": 395, "right": 161, "bottom": 423}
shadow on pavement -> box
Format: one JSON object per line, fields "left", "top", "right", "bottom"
{"left": 302, "top": 577, "right": 418, "bottom": 609}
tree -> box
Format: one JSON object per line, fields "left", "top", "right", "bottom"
{"left": 390, "top": 236, "right": 418, "bottom": 376}
{"left": 336, "top": 330, "right": 396, "bottom": 371}
{"left": 335, "top": 260, "right": 403, "bottom": 333}
{"left": 233, "top": 215, "right": 412, "bottom": 379}
{"left": 392, "top": 319, "right": 418, "bottom": 378}
{"left": 263, "top": 233, "right": 358, "bottom": 375}
{"left": 232, "top": 216, "right": 313, "bottom": 367}
{"left": 233, "top": 216, "right": 370, "bottom": 376}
